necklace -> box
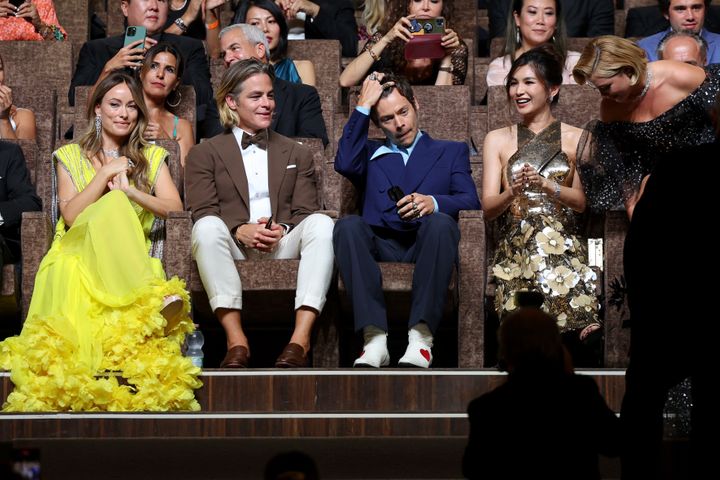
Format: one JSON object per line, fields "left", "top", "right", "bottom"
{"left": 103, "top": 149, "right": 120, "bottom": 158}
{"left": 636, "top": 69, "right": 653, "bottom": 102}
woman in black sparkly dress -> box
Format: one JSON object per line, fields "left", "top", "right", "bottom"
{"left": 572, "top": 35, "right": 720, "bottom": 218}
{"left": 572, "top": 35, "right": 720, "bottom": 477}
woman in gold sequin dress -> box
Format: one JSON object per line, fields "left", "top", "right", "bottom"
{"left": 482, "top": 45, "right": 600, "bottom": 338}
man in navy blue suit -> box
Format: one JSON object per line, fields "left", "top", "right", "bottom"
{"left": 333, "top": 73, "right": 481, "bottom": 368}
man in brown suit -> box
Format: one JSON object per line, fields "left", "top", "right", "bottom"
{"left": 185, "top": 59, "right": 334, "bottom": 368}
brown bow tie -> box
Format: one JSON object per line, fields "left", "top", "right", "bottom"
{"left": 241, "top": 130, "right": 268, "bottom": 150}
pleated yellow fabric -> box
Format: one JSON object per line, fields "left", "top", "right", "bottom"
{"left": 0, "top": 144, "right": 201, "bottom": 412}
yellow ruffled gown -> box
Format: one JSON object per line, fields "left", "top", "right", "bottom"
{"left": 0, "top": 144, "right": 201, "bottom": 412}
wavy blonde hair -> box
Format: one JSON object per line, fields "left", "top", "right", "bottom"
{"left": 79, "top": 72, "right": 151, "bottom": 193}
{"left": 572, "top": 36, "right": 648, "bottom": 86}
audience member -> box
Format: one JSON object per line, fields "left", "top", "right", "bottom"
{"left": 637, "top": 0, "right": 720, "bottom": 62}
{"left": 0, "top": 54, "right": 36, "bottom": 140}
{"left": 0, "top": 140, "right": 42, "bottom": 279}
{"left": 482, "top": 46, "right": 601, "bottom": 345}
{"left": 339, "top": 0, "right": 468, "bottom": 86}
{"left": 488, "top": 0, "right": 579, "bottom": 87}
{"left": 275, "top": 0, "right": 358, "bottom": 57}
{"left": 462, "top": 307, "right": 620, "bottom": 479}
{"left": 0, "top": 0, "right": 66, "bottom": 41}
{"left": 139, "top": 43, "right": 194, "bottom": 167}
{"left": 186, "top": 59, "right": 334, "bottom": 369}
{"left": 358, "top": 0, "right": 405, "bottom": 40}
{"left": 70, "top": 0, "right": 222, "bottom": 140}
{"left": 264, "top": 450, "right": 320, "bottom": 480}
{"left": 572, "top": 36, "right": 720, "bottom": 217}
{"left": 620, "top": 95, "right": 718, "bottom": 479}
{"left": 333, "top": 73, "right": 480, "bottom": 368}
{"left": 657, "top": 29, "right": 708, "bottom": 64}
{"left": 0, "top": 72, "right": 200, "bottom": 411}
{"left": 219, "top": 23, "right": 328, "bottom": 145}
{"left": 163, "top": 0, "right": 225, "bottom": 59}
{"left": 488, "top": 0, "right": 614, "bottom": 39}
{"left": 234, "top": 0, "right": 316, "bottom": 85}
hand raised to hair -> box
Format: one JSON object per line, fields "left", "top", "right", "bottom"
{"left": 357, "top": 72, "right": 394, "bottom": 110}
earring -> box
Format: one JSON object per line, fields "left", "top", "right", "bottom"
{"left": 167, "top": 89, "right": 182, "bottom": 108}
{"left": 516, "top": 29, "right": 521, "bottom": 46}
{"left": 548, "top": 94, "right": 554, "bottom": 104}
{"left": 95, "top": 114, "right": 101, "bottom": 138}
{"left": 552, "top": 34, "right": 556, "bottom": 43}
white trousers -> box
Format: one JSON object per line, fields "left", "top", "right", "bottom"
{"left": 191, "top": 214, "right": 334, "bottom": 313}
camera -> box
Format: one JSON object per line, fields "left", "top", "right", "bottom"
{"left": 409, "top": 17, "right": 445, "bottom": 36}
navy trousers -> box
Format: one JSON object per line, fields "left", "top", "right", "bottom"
{"left": 333, "top": 213, "right": 460, "bottom": 334}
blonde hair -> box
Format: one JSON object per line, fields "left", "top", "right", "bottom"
{"left": 572, "top": 35, "right": 647, "bottom": 86}
{"left": 216, "top": 58, "right": 275, "bottom": 130}
{"left": 79, "top": 72, "right": 151, "bottom": 192}
{"left": 362, "top": 0, "right": 385, "bottom": 35}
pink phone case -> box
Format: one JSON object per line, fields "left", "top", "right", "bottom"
{"left": 404, "top": 34, "right": 445, "bottom": 60}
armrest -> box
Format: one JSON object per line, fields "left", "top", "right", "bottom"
{"left": 457, "top": 209, "right": 486, "bottom": 367}
{"left": 163, "top": 211, "right": 193, "bottom": 285}
{"left": 21, "top": 211, "right": 53, "bottom": 320}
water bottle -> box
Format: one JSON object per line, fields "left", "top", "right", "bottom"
{"left": 185, "top": 325, "right": 204, "bottom": 368}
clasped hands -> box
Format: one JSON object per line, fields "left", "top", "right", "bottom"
{"left": 397, "top": 192, "right": 434, "bottom": 220}
{"left": 510, "top": 163, "right": 548, "bottom": 196}
{"left": 104, "top": 156, "right": 135, "bottom": 195}
{"left": 275, "top": 0, "right": 319, "bottom": 20}
{"left": 235, "top": 218, "right": 284, "bottom": 253}
{"left": 0, "top": 1, "right": 40, "bottom": 26}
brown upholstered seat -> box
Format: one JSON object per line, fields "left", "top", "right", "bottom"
{"left": 175, "top": 138, "right": 341, "bottom": 367}
{"left": 10, "top": 87, "right": 57, "bottom": 155}
{"left": 0, "top": 140, "right": 39, "bottom": 312}
{"left": 287, "top": 39, "right": 342, "bottom": 110}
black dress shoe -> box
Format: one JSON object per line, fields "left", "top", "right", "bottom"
{"left": 275, "top": 343, "right": 308, "bottom": 368}
{"left": 220, "top": 345, "right": 249, "bottom": 368}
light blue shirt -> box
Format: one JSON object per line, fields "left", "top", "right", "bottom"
{"left": 355, "top": 106, "right": 439, "bottom": 213}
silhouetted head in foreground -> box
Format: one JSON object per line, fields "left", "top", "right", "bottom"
{"left": 264, "top": 451, "right": 320, "bottom": 480}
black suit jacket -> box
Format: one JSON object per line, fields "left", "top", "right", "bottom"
{"left": 0, "top": 141, "right": 42, "bottom": 257}
{"left": 272, "top": 77, "right": 328, "bottom": 146}
{"left": 488, "top": 0, "right": 614, "bottom": 38}
{"left": 304, "top": 0, "right": 357, "bottom": 57}
{"left": 69, "top": 33, "right": 223, "bottom": 139}
{"left": 463, "top": 374, "right": 620, "bottom": 480}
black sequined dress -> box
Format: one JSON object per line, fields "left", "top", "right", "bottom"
{"left": 580, "top": 64, "right": 720, "bottom": 211}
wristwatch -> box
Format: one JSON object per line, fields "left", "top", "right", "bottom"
{"left": 439, "top": 64, "right": 454, "bottom": 73}
{"left": 174, "top": 17, "right": 188, "bottom": 33}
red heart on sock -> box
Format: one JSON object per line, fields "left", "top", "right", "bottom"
{"left": 420, "top": 349, "right": 430, "bottom": 361}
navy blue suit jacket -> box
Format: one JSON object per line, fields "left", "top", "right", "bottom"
{"left": 335, "top": 109, "right": 480, "bottom": 232}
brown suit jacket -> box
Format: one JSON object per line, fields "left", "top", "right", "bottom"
{"left": 185, "top": 129, "right": 318, "bottom": 233}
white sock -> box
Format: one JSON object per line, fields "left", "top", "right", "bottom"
{"left": 408, "top": 323, "right": 433, "bottom": 347}
{"left": 363, "top": 325, "right": 388, "bottom": 346}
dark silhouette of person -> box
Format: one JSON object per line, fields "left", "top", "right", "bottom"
{"left": 620, "top": 98, "right": 719, "bottom": 479}
{"left": 463, "top": 307, "right": 620, "bottom": 479}
{"left": 264, "top": 451, "right": 319, "bottom": 480}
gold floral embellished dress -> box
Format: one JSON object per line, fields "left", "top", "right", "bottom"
{"left": 491, "top": 122, "right": 599, "bottom": 332}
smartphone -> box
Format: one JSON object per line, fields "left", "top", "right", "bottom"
{"left": 265, "top": 216, "right": 273, "bottom": 229}
{"left": 387, "top": 186, "right": 405, "bottom": 204}
{"left": 408, "top": 17, "right": 445, "bottom": 36}
{"left": 123, "top": 25, "right": 147, "bottom": 50}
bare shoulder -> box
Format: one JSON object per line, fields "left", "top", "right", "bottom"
{"left": 561, "top": 122, "right": 584, "bottom": 158}
{"left": 653, "top": 60, "right": 705, "bottom": 92}
{"left": 484, "top": 125, "right": 514, "bottom": 146}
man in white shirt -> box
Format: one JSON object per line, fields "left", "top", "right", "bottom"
{"left": 185, "top": 59, "right": 334, "bottom": 368}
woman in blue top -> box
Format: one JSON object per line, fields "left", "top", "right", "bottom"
{"left": 234, "top": 0, "right": 316, "bottom": 86}
{"left": 139, "top": 43, "right": 194, "bottom": 167}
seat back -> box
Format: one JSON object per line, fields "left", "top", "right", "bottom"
{"left": 10, "top": 87, "right": 57, "bottom": 154}
{"left": 287, "top": 39, "right": 342, "bottom": 109}
{"left": 0, "top": 42, "right": 74, "bottom": 97}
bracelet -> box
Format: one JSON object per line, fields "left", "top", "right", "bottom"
{"left": 366, "top": 47, "right": 380, "bottom": 62}
{"left": 439, "top": 65, "right": 453, "bottom": 73}
{"left": 205, "top": 19, "right": 220, "bottom": 30}
{"left": 174, "top": 17, "right": 189, "bottom": 33}
{"left": 554, "top": 181, "right": 561, "bottom": 199}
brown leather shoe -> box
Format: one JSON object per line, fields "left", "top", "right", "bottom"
{"left": 220, "top": 345, "right": 249, "bottom": 368}
{"left": 275, "top": 343, "right": 308, "bottom": 368}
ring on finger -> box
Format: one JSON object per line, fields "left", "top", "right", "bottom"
{"left": 369, "top": 73, "right": 377, "bottom": 81}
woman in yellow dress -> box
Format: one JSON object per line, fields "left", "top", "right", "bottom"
{"left": 0, "top": 71, "right": 201, "bottom": 412}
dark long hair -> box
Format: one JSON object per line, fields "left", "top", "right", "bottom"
{"left": 233, "top": 0, "right": 289, "bottom": 62}
{"left": 505, "top": 44, "right": 564, "bottom": 101}
{"left": 140, "top": 43, "right": 186, "bottom": 109}
{"left": 502, "top": 0, "right": 567, "bottom": 64}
